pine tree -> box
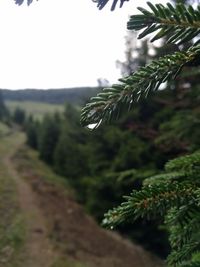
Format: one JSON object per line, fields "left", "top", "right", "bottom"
{"left": 38, "top": 114, "right": 60, "bottom": 164}
{"left": 13, "top": 107, "right": 26, "bottom": 125}
{"left": 25, "top": 115, "right": 39, "bottom": 149}
{"left": 0, "top": 90, "right": 8, "bottom": 121}
{"left": 80, "top": 1, "right": 200, "bottom": 266}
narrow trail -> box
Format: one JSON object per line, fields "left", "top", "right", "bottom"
{"left": 2, "top": 132, "right": 56, "bottom": 267}
{"left": 2, "top": 130, "right": 165, "bottom": 267}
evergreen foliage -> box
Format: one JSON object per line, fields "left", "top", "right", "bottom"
{"left": 14, "top": 0, "right": 37, "bottom": 6}
{"left": 81, "top": 1, "right": 200, "bottom": 266}
{"left": 25, "top": 115, "right": 39, "bottom": 149}
{"left": 80, "top": 2, "right": 200, "bottom": 127}
{"left": 81, "top": 45, "right": 200, "bottom": 127}
{"left": 38, "top": 114, "right": 60, "bottom": 164}
{"left": 128, "top": 2, "right": 200, "bottom": 44}
{"left": 54, "top": 119, "right": 89, "bottom": 181}
{"left": 0, "top": 90, "right": 8, "bottom": 121}
{"left": 93, "top": 0, "right": 130, "bottom": 11}
{"left": 13, "top": 107, "right": 26, "bottom": 125}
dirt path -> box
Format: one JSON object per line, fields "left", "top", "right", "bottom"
{"left": 12, "top": 133, "right": 165, "bottom": 267}
{"left": 2, "top": 132, "right": 56, "bottom": 267}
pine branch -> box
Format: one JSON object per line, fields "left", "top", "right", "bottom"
{"left": 196, "top": 189, "right": 200, "bottom": 207}
{"left": 167, "top": 241, "right": 200, "bottom": 266}
{"left": 165, "top": 151, "right": 200, "bottom": 180}
{"left": 80, "top": 45, "right": 200, "bottom": 127}
{"left": 128, "top": 2, "right": 200, "bottom": 45}
{"left": 180, "top": 260, "right": 200, "bottom": 267}
{"left": 169, "top": 220, "right": 200, "bottom": 250}
{"left": 167, "top": 207, "right": 200, "bottom": 249}
{"left": 166, "top": 205, "right": 200, "bottom": 227}
{"left": 143, "top": 171, "right": 186, "bottom": 186}
{"left": 103, "top": 182, "right": 196, "bottom": 228}
{"left": 93, "top": 0, "right": 130, "bottom": 11}
{"left": 14, "top": 0, "right": 37, "bottom": 5}
{"left": 144, "top": 151, "right": 200, "bottom": 186}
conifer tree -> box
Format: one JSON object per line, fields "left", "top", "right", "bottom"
{"left": 80, "top": 1, "right": 200, "bottom": 266}
{"left": 0, "top": 90, "right": 8, "bottom": 121}
{"left": 13, "top": 107, "right": 25, "bottom": 125}
{"left": 38, "top": 114, "right": 60, "bottom": 164}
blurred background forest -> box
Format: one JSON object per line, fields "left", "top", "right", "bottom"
{"left": 0, "top": 27, "right": 199, "bottom": 262}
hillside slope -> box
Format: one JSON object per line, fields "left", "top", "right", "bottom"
{"left": 0, "top": 129, "right": 165, "bottom": 267}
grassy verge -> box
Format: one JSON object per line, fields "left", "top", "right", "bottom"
{"left": 14, "top": 145, "right": 72, "bottom": 192}
{"left": 0, "top": 131, "right": 26, "bottom": 267}
{"left": 0, "top": 129, "right": 88, "bottom": 267}
{"left": 13, "top": 142, "right": 88, "bottom": 267}
{"left": 0, "top": 122, "right": 11, "bottom": 136}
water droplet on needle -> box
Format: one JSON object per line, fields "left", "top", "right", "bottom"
{"left": 86, "top": 119, "right": 102, "bottom": 130}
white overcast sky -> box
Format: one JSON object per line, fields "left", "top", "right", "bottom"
{"left": 0, "top": 0, "right": 165, "bottom": 89}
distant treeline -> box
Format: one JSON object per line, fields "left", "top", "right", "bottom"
{"left": 2, "top": 87, "right": 100, "bottom": 105}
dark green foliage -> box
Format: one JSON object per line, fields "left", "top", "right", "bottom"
{"left": 81, "top": 1, "right": 200, "bottom": 266}
{"left": 25, "top": 116, "right": 39, "bottom": 149}
{"left": 13, "top": 107, "right": 26, "bottom": 125}
{"left": 0, "top": 90, "right": 8, "bottom": 121}
{"left": 80, "top": 45, "right": 200, "bottom": 127}
{"left": 14, "top": 0, "right": 37, "bottom": 6}
{"left": 93, "top": 0, "right": 130, "bottom": 11}
{"left": 128, "top": 2, "right": 200, "bottom": 44}
{"left": 103, "top": 151, "right": 200, "bottom": 266}
{"left": 80, "top": 2, "right": 200, "bottom": 127}
{"left": 38, "top": 114, "right": 60, "bottom": 164}
{"left": 53, "top": 104, "right": 91, "bottom": 184}
{"left": 155, "top": 110, "right": 200, "bottom": 152}
{"left": 178, "top": 261, "right": 200, "bottom": 267}
{"left": 54, "top": 126, "right": 88, "bottom": 181}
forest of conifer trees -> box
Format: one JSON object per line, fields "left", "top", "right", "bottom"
{"left": 0, "top": 0, "right": 199, "bottom": 266}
